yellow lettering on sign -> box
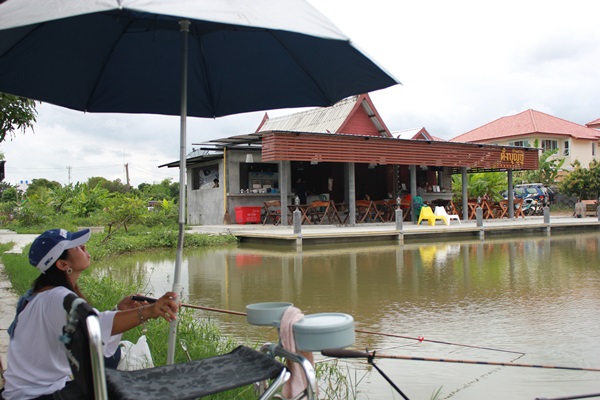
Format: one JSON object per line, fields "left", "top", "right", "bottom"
{"left": 500, "top": 148, "right": 525, "bottom": 167}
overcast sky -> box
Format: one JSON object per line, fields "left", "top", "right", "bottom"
{"left": 2, "top": 0, "right": 600, "bottom": 188}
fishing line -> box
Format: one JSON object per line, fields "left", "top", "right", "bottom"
{"left": 355, "top": 328, "right": 525, "bottom": 356}
{"left": 132, "top": 296, "right": 526, "bottom": 357}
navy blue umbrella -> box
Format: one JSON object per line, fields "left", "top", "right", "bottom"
{"left": 0, "top": 0, "right": 399, "bottom": 363}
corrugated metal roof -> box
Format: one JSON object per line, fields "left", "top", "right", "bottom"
{"left": 257, "top": 95, "right": 359, "bottom": 134}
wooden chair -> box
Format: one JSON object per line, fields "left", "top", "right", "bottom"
{"left": 262, "top": 200, "right": 281, "bottom": 225}
{"left": 481, "top": 200, "right": 496, "bottom": 219}
{"left": 417, "top": 205, "right": 447, "bottom": 226}
{"left": 355, "top": 200, "right": 373, "bottom": 223}
{"left": 306, "top": 200, "right": 331, "bottom": 224}
{"left": 449, "top": 201, "right": 460, "bottom": 216}
{"left": 374, "top": 200, "right": 395, "bottom": 222}
{"left": 514, "top": 198, "right": 525, "bottom": 218}
{"left": 497, "top": 200, "right": 509, "bottom": 218}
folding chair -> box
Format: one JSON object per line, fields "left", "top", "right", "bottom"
{"left": 55, "top": 294, "right": 295, "bottom": 400}
{"left": 514, "top": 198, "right": 526, "bottom": 218}
{"left": 262, "top": 200, "right": 282, "bottom": 225}
{"left": 306, "top": 200, "right": 331, "bottom": 224}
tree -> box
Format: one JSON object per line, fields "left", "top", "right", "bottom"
{"left": 514, "top": 147, "right": 565, "bottom": 186}
{"left": 25, "top": 178, "right": 62, "bottom": 196}
{"left": 87, "top": 176, "right": 128, "bottom": 193}
{"left": 0, "top": 93, "right": 37, "bottom": 142}
{"left": 452, "top": 172, "right": 507, "bottom": 202}
{"left": 137, "top": 178, "right": 179, "bottom": 201}
{"left": 559, "top": 160, "right": 600, "bottom": 200}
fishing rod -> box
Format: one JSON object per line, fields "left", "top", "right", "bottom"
{"left": 131, "top": 296, "right": 525, "bottom": 356}
{"left": 536, "top": 393, "right": 600, "bottom": 400}
{"left": 355, "top": 328, "right": 525, "bottom": 356}
{"left": 130, "top": 295, "right": 246, "bottom": 316}
{"left": 320, "top": 348, "right": 600, "bottom": 373}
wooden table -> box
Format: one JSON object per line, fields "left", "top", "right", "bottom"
{"left": 467, "top": 201, "right": 478, "bottom": 219}
{"left": 373, "top": 200, "right": 397, "bottom": 222}
{"left": 288, "top": 204, "right": 311, "bottom": 224}
{"left": 356, "top": 200, "right": 385, "bottom": 223}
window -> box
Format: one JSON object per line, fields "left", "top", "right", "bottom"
{"left": 192, "top": 164, "right": 219, "bottom": 190}
{"left": 593, "top": 143, "right": 597, "bottom": 157}
{"left": 239, "top": 163, "right": 279, "bottom": 191}
{"left": 563, "top": 141, "right": 569, "bottom": 156}
{"left": 541, "top": 140, "right": 558, "bottom": 152}
{"left": 509, "top": 140, "right": 530, "bottom": 147}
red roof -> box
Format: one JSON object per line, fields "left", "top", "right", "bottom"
{"left": 586, "top": 117, "right": 600, "bottom": 129}
{"left": 450, "top": 109, "right": 600, "bottom": 143}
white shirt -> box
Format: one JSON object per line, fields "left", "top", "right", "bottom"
{"left": 2, "top": 286, "right": 122, "bottom": 400}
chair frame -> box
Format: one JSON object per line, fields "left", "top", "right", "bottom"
{"left": 262, "top": 200, "right": 282, "bottom": 225}
{"left": 58, "top": 294, "right": 316, "bottom": 400}
{"left": 306, "top": 200, "right": 332, "bottom": 225}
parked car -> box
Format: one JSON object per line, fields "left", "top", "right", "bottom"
{"left": 502, "top": 183, "right": 554, "bottom": 206}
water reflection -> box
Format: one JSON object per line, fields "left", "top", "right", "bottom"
{"left": 95, "top": 232, "right": 600, "bottom": 399}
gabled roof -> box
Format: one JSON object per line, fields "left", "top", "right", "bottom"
{"left": 450, "top": 109, "right": 600, "bottom": 143}
{"left": 394, "top": 127, "right": 444, "bottom": 141}
{"left": 586, "top": 117, "right": 600, "bottom": 129}
{"left": 255, "top": 93, "right": 392, "bottom": 137}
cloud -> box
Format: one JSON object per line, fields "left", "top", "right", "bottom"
{"left": 2, "top": 0, "right": 600, "bottom": 186}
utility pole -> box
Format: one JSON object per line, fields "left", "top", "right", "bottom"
{"left": 67, "top": 165, "right": 72, "bottom": 185}
{"left": 124, "top": 163, "right": 130, "bottom": 191}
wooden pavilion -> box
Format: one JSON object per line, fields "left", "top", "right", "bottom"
{"left": 162, "top": 94, "right": 538, "bottom": 225}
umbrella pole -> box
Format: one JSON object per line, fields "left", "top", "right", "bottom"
{"left": 167, "top": 19, "right": 191, "bottom": 365}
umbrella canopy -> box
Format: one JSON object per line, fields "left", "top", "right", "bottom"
{"left": 0, "top": 0, "right": 399, "bottom": 365}
{"left": 0, "top": 0, "right": 398, "bottom": 117}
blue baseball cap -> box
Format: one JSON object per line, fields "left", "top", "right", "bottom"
{"left": 29, "top": 229, "right": 91, "bottom": 273}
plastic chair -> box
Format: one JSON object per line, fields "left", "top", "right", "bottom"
{"left": 417, "top": 205, "right": 447, "bottom": 226}
{"left": 55, "top": 294, "right": 293, "bottom": 400}
{"left": 434, "top": 206, "right": 460, "bottom": 225}
{"left": 412, "top": 196, "right": 424, "bottom": 221}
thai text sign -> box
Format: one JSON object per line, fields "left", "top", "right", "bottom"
{"left": 499, "top": 148, "right": 525, "bottom": 168}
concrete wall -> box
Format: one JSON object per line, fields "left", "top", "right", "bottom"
{"left": 187, "top": 149, "right": 285, "bottom": 225}
{"left": 187, "top": 159, "right": 224, "bottom": 225}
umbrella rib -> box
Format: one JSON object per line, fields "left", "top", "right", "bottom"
{"left": 268, "top": 30, "right": 332, "bottom": 106}
{"left": 189, "top": 22, "right": 217, "bottom": 118}
{"left": 84, "top": 13, "right": 137, "bottom": 113}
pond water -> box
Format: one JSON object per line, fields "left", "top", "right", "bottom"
{"left": 96, "top": 232, "right": 600, "bottom": 400}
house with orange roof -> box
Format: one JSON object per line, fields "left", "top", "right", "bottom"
{"left": 586, "top": 117, "right": 600, "bottom": 130}
{"left": 450, "top": 109, "right": 600, "bottom": 172}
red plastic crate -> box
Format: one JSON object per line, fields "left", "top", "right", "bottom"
{"left": 235, "top": 206, "right": 262, "bottom": 224}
